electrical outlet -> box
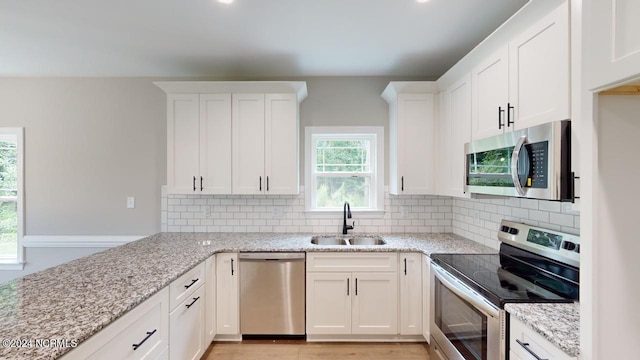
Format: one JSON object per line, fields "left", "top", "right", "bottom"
{"left": 272, "top": 207, "right": 283, "bottom": 218}
{"left": 127, "top": 197, "right": 135, "bottom": 209}
{"left": 204, "top": 206, "right": 211, "bottom": 217}
{"left": 400, "top": 206, "right": 409, "bottom": 218}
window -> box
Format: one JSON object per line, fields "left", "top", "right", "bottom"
{"left": 305, "top": 126, "right": 384, "bottom": 212}
{"left": 0, "top": 128, "right": 24, "bottom": 269}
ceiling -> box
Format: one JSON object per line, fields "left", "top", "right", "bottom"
{"left": 1, "top": 0, "right": 528, "bottom": 78}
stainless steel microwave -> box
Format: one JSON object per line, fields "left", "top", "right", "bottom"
{"left": 464, "top": 120, "right": 572, "bottom": 201}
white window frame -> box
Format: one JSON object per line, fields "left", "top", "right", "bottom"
{"left": 305, "top": 126, "right": 384, "bottom": 214}
{"left": 0, "top": 128, "right": 24, "bottom": 270}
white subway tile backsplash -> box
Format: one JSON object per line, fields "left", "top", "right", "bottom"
{"left": 159, "top": 186, "right": 579, "bottom": 251}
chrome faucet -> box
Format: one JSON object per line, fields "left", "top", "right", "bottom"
{"left": 343, "top": 201, "right": 355, "bottom": 234}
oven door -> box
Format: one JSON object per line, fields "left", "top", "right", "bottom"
{"left": 430, "top": 263, "right": 504, "bottom": 360}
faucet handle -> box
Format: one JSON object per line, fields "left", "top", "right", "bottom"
{"left": 351, "top": 221, "right": 355, "bottom": 230}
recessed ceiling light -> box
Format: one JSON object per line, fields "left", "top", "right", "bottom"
{"left": 217, "top": 0, "right": 234, "bottom": 4}
{"left": 416, "top": 0, "right": 430, "bottom": 3}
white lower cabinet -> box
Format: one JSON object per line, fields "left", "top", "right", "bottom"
{"left": 61, "top": 288, "right": 169, "bottom": 360}
{"left": 509, "top": 315, "right": 576, "bottom": 360}
{"left": 215, "top": 252, "right": 239, "bottom": 336}
{"left": 306, "top": 253, "right": 399, "bottom": 336}
{"left": 169, "top": 285, "right": 206, "bottom": 360}
{"left": 399, "top": 253, "right": 422, "bottom": 335}
{"left": 306, "top": 272, "right": 352, "bottom": 334}
{"left": 422, "top": 255, "right": 431, "bottom": 342}
{"left": 205, "top": 255, "right": 216, "bottom": 344}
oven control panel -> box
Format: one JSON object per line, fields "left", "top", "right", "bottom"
{"left": 498, "top": 220, "right": 580, "bottom": 268}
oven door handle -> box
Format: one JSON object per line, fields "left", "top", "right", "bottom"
{"left": 432, "top": 263, "right": 500, "bottom": 318}
{"left": 511, "top": 135, "right": 528, "bottom": 197}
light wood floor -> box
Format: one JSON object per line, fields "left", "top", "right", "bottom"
{"left": 203, "top": 340, "right": 430, "bottom": 360}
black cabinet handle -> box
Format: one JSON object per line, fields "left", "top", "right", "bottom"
{"left": 404, "top": 258, "right": 407, "bottom": 275}
{"left": 401, "top": 176, "right": 404, "bottom": 192}
{"left": 132, "top": 329, "right": 157, "bottom": 350}
{"left": 200, "top": 176, "right": 203, "bottom": 191}
{"left": 184, "top": 278, "right": 198, "bottom": 289}
{"left": 507, "top": 103, "right": 514, "bottom": 127}
{"left": 498, "top": 106, "right": 505, "bottom": 129}
{"left": 185, "top": 296, "right": 200, "bottom": 309}
{"left": 516, "top": 340, "right": 548, "bottom": 360}
{"left": 347, "top": 278, "right": 350, "bottom": 296}
{"left": 266, "top": 176, "right": 269, "bottom": 191}
{"left": 231, "top": 258, "right": 234, "bottom": 276}
{"left": 259, "top": 176, "right": 262, "bottom": 191}
{"left": 193, "top": 176, "right": 196, "bottom": 191}
{"left": 355, "top": 278, "right": 358, "bottom": 296}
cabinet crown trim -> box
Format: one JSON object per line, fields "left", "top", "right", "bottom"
{"left": 381, "top": 81, "right": 439, "bottom": 103}
{"left": 153, "top": 81, "right": 308, "bottom": 103}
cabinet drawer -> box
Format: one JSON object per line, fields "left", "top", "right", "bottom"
{"left": 170, "top": 284, "right": 206, "bottom": 360}
{"left": 510, "top": 316, "right": 575, "bottom": 360}
{"left": 170, "top": 262, "right": 206, "bottom": 310}
{"left": 62, "top": 287, "right": 169, "bottom": 360}
{"left": 307, "top": 253, "right": 398, "bottom": 272}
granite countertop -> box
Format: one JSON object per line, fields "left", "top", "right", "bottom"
{"left": 0, "top": 232, "right": 494, "bottom": 359}
{"left": 505, "top": 302, "right": 580, "bottom": 358}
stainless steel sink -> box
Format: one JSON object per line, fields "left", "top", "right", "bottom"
{"left": 310, "top": 236, "right": 348, "bottom": 245}
{"left": 347, "top": 236, "right": 386, "bottom": 245}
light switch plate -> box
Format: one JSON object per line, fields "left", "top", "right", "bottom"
{"left": 127, "top": 197, "right": 135, "bottom": 209}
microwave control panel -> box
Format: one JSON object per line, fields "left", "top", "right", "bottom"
{"left": 525, "top": 141, "right": 548, "bottom": 188}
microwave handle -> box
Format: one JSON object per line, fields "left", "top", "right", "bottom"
{"left": 511, "top": 135, "right": 528, "bottom": 197}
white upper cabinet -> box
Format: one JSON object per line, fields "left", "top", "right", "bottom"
{"left": 200, "top": 94, "right": 233, "bottom": 194}
{"left": 233, "top": 93, "right": 299, "bottom": 195}
{"left": 265, "top": 94, "right": 299, "bottom": 195}
{"left": 439, "top": 73, "right": 472, "bottom": 197}
{"left": 472, "top": 46, "right": 510, "bottom": 140}
{"left": 586, "top": 0, "right": 640, "bottom": 90}
{"left": 232, "top": 94, "right": 266, "bottom": 195}
{"left": 509, "top": 1, "right": 570, "bottom": 129}
{"left": 156, "top": 81, "right": 307, "bottom": 195}
{"left": 382, "top": 82, "right": 438, "bottom": 195}
{"left": 165, "top": 93, "right": 232, "bottom": 195}
{"left": 471, "top": 2, "right": 570, "bottom": 140}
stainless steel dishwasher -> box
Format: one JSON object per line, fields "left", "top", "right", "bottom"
{"left": 239, "top": 252, "right": 305, "bottom": 336}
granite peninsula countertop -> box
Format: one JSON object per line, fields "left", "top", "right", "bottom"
{"left": 505, "top": 302, "right": 580, "bottom": 358}
{"left": 0, "top": 232, "right": 494, "bottom": 359}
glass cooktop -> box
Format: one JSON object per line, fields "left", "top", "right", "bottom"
{"left": 431, "top": 244, "right": 579, "bottom": 308}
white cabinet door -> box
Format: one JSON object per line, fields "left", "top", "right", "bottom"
{"left": 200, "top": 94, "right": 232, "bottom": 194}
{"left": 167, "top": 94, "right": 200, "bottom": 194}
{"left": 393, "top": 93, "right": 435, "bottom": 195}
{"left": 586, "top": 0, "right": 640, "bottom": 90}
{"left": 306, "top": 272, "right": 351, "bottom": 335}
{"left": 439, "top": 74, "right": 471, "bottom": 197}
{"left": 351, "top": 272, "right": 398, "bottom": 335}
{"left": 472, "top": 46, "right": 509, "bottom": 140}
{"left": 422, "top": 255, "right": 431, "bottom": 341}
{"left": 169, "top": 285, "right": 206, "bottom": 360}
{"left": 399, "top": 253, "right": 422, "bottom": 335}
{"left": 265, "top": 94, "right": 299, "bottom": 194}
{"left": 215, "top": 253, "right": 239, "bottom": 335}
{"left": 232, "top": 94, "right": 265, "bottom": 194}
{"left": 509, "top": 2, "right": 569, "bottom": 130}
{"left": 205, "top": 255, "right": 216, "bottom": 344}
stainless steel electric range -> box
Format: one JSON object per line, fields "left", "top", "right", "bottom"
{"left": 429, "top": 220, "right": 580, "bottom": 360}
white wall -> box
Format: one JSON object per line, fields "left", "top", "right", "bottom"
{"left": 0, "top": 78, "right": 167, "bottom": 235}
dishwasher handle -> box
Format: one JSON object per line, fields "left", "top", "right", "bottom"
{"left": 239, "top": 252, "right": 305, "bottom": 261}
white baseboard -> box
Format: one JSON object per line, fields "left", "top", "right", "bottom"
{"left": 22, "top": 235, "right": 147, "bottom": 248}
